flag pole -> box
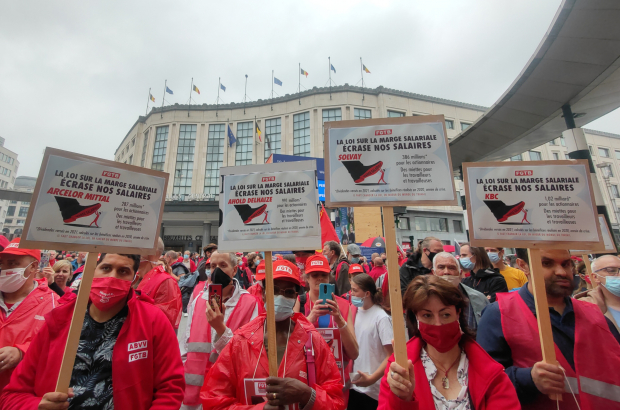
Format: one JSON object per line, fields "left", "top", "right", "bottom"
{"left": 188, "top": 77, "right": 193, "bottom": 117}
{"left": 217, "top": 77, "right": 220, "bottom": 117}
{"left": 360, "top": 57, "right": 365, "bottom": 101}
{"left": 271, "top": 70, "right": 274, "bottom": 111}
{"left": 299, "top": 63, "right": 301, "bottom": 105}
{"left": 146, "top": 87, "right": 151, "bottom": 116}
{"left": 161, "top": 80, "right": 166, "bottom": 119}
{"left": 329, "top": 57, "right": 332, "bottom": 100}
{"left": 244, "top": 74, "right": 248, "bottom": 114}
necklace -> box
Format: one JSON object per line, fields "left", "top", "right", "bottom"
{"left": 427, "top": 350, "right": 461, "bottom": 390}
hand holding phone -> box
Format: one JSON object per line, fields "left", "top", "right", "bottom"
{"left": 39, "top": 252, "right": 50, "bottom": 271}
{"left": 208, "top": 284, "right": 223, "bottom": 312}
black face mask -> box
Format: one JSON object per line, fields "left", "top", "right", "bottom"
{"left": 426, "top": 251, "right": 438, "bottom": 263}
{"left": 212, "top": 267, "right": 232, "bottom": 288}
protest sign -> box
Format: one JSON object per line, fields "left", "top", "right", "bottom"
{"left": 21, "top": 148, "right": 168, "bottom": 254}
{"left": 20, "top": 148, "right": 168, "bottom": 393}
{"left": 324, "top": 115, "right": 457, "bottom": 207}
{"left": 218, "top": 161, "right": 321, "bottom": 252}
{"left": 571, "top": 215, "right": 617, "bottom": 255}
{"left": 463, "top": 160, "right": 603, "bottom": 249}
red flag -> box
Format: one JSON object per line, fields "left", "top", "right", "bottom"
{"left": 320, "top": 203, "right": 340, "bottom": 245}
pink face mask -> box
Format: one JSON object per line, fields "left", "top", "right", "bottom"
{"left": 89, "top": 277, "right": 132, "bottom": 311}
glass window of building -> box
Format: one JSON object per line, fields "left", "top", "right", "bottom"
{"left": 128, "top": 155, "right": 133, "bottom": 165}
{"left": 388, "top": 110, "right": 405, "bottom": 117}
{"left": 588, "top": 146, "right": 593, "bottom": 155}
{"left": 264, "top": 118, "right": 282, "bottom": 161}
{"left": 18, "top": 207, "right": 28, "bottom": 217}
{"left": 552, "top": 152, "right": 559, "bottom": 160}
{"left": 616, "top": 151, "right": 620, "bottom": 160}
{"left": 293, "top": 112, "right": 311, "bottom": 156}
{"left": 17, "top": 220, "right": 24, "bottom": 226}
{"left": 152, "top": 126, "right": 169, "bottom": 171}
{"left": 235, "top": 122, "right": 254, "bottom": 166}
{"left": 445, "top": 120, "right": 454, "bottom": 129}
{"left": 131, "top": 138, "right": 135, "bottom": 147}
{"left": 322, "top": 108, "right": 341, "bottom": 124}
{"left": 560, "top": 136, "right": 566, "bottom": 146}
{"left": 529, "top": 151, "right": 542, "bottom": 161}
{"left": 602, "top": 164, "right": 614, "bottom": 178}
{"left": 429, "top": 217, "right": 448, "bottom": 232}
{"left": 7, "top": 206, "right": 14, "bottom": 217}
{"left": 549, "top": 138, "right": 557, "bottom": 145}
{"left": 172, "top": 124, "right": 197, "bottom": 196}
{"left": 599, "top": 147, "right": 610, "bottom": 158}
{"left": 611, "top": 185, "right": 620, "bottom": 199}
{"left": 4, "top": 219, "right": 11, "bottom": 224}
{"left": 511, "top": 154, "right": 522, "bottom": 161}
{"left": 141, "top": 133, "right": 148, "bottom": 167}
{"left": 453, "top": 220, "right": 463, "bottom": 233}
{"left": 204, "top": 124, "right": 226, "bottom": 196}
{"left": 460, "top": 122, "right": 471, "bottom": 131}
{"left": 397, "top": 217, "right": 410, "bottom": 230}
{"left": 565, "top": 153, "right": 570, "bottom": 159}
{"left": 354, "top": 108, "right": 371, "bottom": 120}
{"left": 414, "top": 216, "right": 427, "bottom": 231}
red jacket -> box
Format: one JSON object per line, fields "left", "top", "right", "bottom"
{"left": 378, "top": 336, "right": 520, "bottom": 410}
{"left": 177, "top": 256, "right": 197, "bottom": 273}
{"left": 0, "top": 280, "right": 59, "bottom": 390}
{"left": 200, "top": 313, "right": 345, "bottom": 410}
{"left": 0, "top": 290, "right": 185, "bottom": 410}
{"left": 137, "top": 265, "right": 183, "bottom": 330}
{"left": 369, "top": 265, "right": 387, "bottom": 281}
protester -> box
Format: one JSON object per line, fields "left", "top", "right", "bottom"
{"left": 380, "top": 252, "right": 387, "bottom": 263}
{"left": 200, "top": 258, "right": 345, "bottom": 409}
{"left": 178, "top": 250, "right": 197, "bottom": 273}
{"left": 399, "top": 236, "right": 443, "bottom": 294}
{"left": 484, "top": 246, "right": 527, "bottom": 291}
{"left": 323, "top": 240, "right": 350, "bottom": 296}
{"left": 235, "top": 252, "right": 253, "bottom": 289}
{"left": 350, "top": 273, "right": 394, "bottom": 410}
{"left": 180, "top": 251, "right": 261, "bottom": 409}
{"left": 50, "top": 259, "right": 72, "bottom": 294}
{"left": 47, "top": 250, "right": 57, "bottom": 267}
{"left": 197, "top": 243, "right": 217, "bottom": 281}
{"left": 0, "top": 252, "right": 185, "bottom": 409}
{"left": 0, "top": 238, "right": 60, "bottom": 390}
{"left": 136, "top": 238, "right": 183, "bottom": 330}
{"left": 370, "top": 253, "right": 380, "bottom": 268}
{"left": 347, "top": 243, "right": 363, "bottom": 266}
{"left": 575, "top": 254, "right": 620, "bottom": 332}
{"left": 431, "top": 251, "right": 489, "bottom": 331}
{"left": 459, "top": 243, "right": 508, "bottom": 302}
{"left": 369, "top": 257, "right": 387, "bottom": 281}
{"left": 379, "top": 275, "right": 520, "bottom": 409}
{"left": 477, "top": 248, "right": 620, "bottom": 408}
{"left": 572, "top": 258, "right": 589, "bottom": 295}
{"left": 69, "top": 252, "right": 86, "bottom": 284}
{"left": 247, "top": 259, "right": 266, "bottom": 301}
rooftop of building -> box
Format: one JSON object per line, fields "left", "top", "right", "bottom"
{"left": 15, "top": 176, "right": 36, "bottom": 188}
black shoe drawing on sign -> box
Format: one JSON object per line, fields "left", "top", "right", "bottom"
{"left": 54, "top": 197, "right": 102, "bottom": 223}
{"left": 342, "top": 160, "right": 383, "bottom": 183}
{"left": 234, "top": 204, "right": 268, "bottom": 224}
{"left": 483, "top": 200, "right": 525, "bottom": 222}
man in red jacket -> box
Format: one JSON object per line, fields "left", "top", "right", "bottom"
{"left": 137, "top": 238, "right": 183, "bottom": 331}
{"left": 0, "top": 238, "right": 59, "bottom": 390}
{"left": 0, "top": 252, "right": 185, "bottom": 410}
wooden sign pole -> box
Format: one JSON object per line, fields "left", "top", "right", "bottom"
{"left": 264, "top": 251, "right": 278, "bottom": 376}
{"left": 383, "top": 206, "right": 408, "bottom": 368}
{"left": 582, "top": 255, "right": 596, "bottom": 289}
{"left": 527, "top": 249, "right": 562, "bottom": 402}
{"left": 55, "top": 252, "right": 98, "bottom": 392}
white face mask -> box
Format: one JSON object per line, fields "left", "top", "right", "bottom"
{"left": 0, "top": 262, "right": 34, "bottom": 293}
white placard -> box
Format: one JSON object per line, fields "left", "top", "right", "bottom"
{"left": 218, "top": 161, "right": 321, "bottom": 252}
{"left": 463, "top": 160, "right": 602, "bottom": 249}
{"left": 325, "top": 116, "right": 456, "bottom": 207}
{"left": 21, "top": 148, "right": 168, "bottom": 253}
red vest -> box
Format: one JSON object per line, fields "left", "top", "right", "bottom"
{"left": 183, "top": 289, "right": 258, "bottom": 406}
{"left": 497, "top": 291, "right": 620, "bottom": 410}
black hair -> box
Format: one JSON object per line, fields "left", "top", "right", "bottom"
{"left": 98, "top": 253, "right": 141, "bottom": 273}
{"left": 515, "top": 248, "right": 529, "bottom": 264}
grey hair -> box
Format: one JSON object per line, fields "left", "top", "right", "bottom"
{"left": 432, "top": 251, "right": 460, "bottom": 272}
{"left": 156, "top": 237, "right": 165, "bottom": 256}
{"left": 165, "top": 250, "right": 177, "bottom": 260}
{"left": 591, "top": 254, "right": 620, "bottom": 273}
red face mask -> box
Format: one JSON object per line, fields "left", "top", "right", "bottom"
{"left": 418, "top": 320, "right": 462, "bottom": 353}
{"left": 89, "top": 277, "right": 132, "bottom": 311}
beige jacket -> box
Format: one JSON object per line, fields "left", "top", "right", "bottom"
{"left": 575, "top": 286, "right": 620, "bottom": 332}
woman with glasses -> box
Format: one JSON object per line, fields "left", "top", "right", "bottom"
{"left": 575, "top": 255, "right": 620, "bottom": 332}
{"left": 201, "top": 259, "right": 345, "bottom": 409}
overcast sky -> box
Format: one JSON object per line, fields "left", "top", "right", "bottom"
{"left": 2, "top": 0, "right": 619, "bottom": 177}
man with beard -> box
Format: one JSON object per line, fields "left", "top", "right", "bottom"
{"left": 398, "top": 236, "right": 443, "bottom": 295}
{"left": 477, "top": 248, "right": 620, "bottom": 409}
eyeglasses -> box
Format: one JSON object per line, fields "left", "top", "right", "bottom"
{"left": 273, "top": 286, "right": 298, "bottom": 299}
{"left": 594, "top": 267, "right": 620, "bottom": 276}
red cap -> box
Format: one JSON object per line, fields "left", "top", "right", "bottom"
{"left": 349, "top": 264, "right": 364, "bottom": 274}
{"left": 235, "top": 252, "right": 243, "bottom": 256}
{"left": 272, "top": 260, "right": 301, "bottom": 286}
{"left": 571, "top": 256, "right": 583, "bottom": 262}
{"left": 305, "top": 255, "right": 331, "bottom": 274}
{"left": 0, "top": 236, "right": 9, "bottom": 251}
{"left": 0, "top": 238, "right": 41, "bottom": 262}
{"left": 255, "top": 260, "right": 266, "bottom": 281}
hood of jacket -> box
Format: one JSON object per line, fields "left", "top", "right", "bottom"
{"left": 171, "top": 261, "right": 191, "bottom": 274}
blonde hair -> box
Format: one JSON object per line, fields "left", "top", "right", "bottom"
{"left": 53, "top": 259, "right": 73, "bottom": 274}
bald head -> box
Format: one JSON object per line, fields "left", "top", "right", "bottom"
{"left": 373, "top": 257, "right": 384, "bottom": 267}
{"left": 591, "top": 254, "right": 620, "bottom": 273}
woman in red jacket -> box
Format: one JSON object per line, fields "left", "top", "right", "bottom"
{"left": 378, "top": 275, "right": 520, "bottom": 410}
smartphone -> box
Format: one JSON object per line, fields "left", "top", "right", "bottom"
{"left": 208, "top": 284, "right": 222, "bottom": 312}
{"left": 319, "top": 283, "right": 335, "bottom": 311}
{"left": 39, "top": 252, "right": 49, "bottom": 270}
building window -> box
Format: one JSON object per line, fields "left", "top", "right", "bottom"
{"left": 16, "top": 220, "right": 24, "bottom": 226}
{"left": 565, "top": 153, "right": 570, "bottom": 159}
{"left": 599, "top": 148, "right": 610, "bottom": 158}
{"left": 602, "top": 164, "right": 614, "bottom": 178}
{"left": 204, "top": 124, "right": 225, "bottom": 196}
{"left": 429, "top": 217, "right": 449, "bottom": 232}
{"left": 397, "top": 217, "right": 410, "bottom": 230}
{"left": 529, "top": 151, "right": 542, "bottom": 161}
{"left": 151, "top": 126, "right": 169, "bottom": 171}
{"left": 235, "top": 122, "right": 254, "bottom": 166}
{"left": 354, "top": 108, "right": 371, "bottom": 120}
{"left": 414, "top": 217, "right": 427, "bottom": 231}
{"left": 552, "top": 153, "right": 559, "bottom": 160}
{"left": 264, "top": 118, "right": 282, "bottom": 161}
{"left": 131, "top": 138, "right": 135, "bottom": 147}
{"left": 172, "top": 124, "right": 197, "bottom": 196}
{"left": 322, "top": 108, "right": 342, "bottom": 124}
{"left": 460, "top": 122, "right": 471, "bottom": 131}
{"left": 128, "top": 155, "right": 133, "bottom": 165}
{"left": 388, "top": 110, "right": 405, "bottom": 117}
{"left": 560, "top": 136, "right": 566, "bottom": 147}
{"left": 6, "top": 206, "right": 14, "bottom": 217}
{"left": 18, "top": 207, "right": 28, "bottom": 217}
{"left": 4, "top": 219, "right": 11, "bottom": 224}
{"left": 453, "top": 220, "right": 463, "bottom": 233}
{"left": 611, "top": 185, "right": 620, "bottom": 199}
{"left": 588, "top": 146, "right": 593, "bottom": 155}
{"left": 549, "top": 138, "right": 557, "bottom": 145}
{"left": 293, "top": 112, "right": 311, "bottom": 156}
{"left": 445, "top": 120, "right": 454, "bottom": 130}
{"left": 141, "top": 133, "right": 148, "bottom": 167}
{"left": 511, "top": 154, "right": 522, "bottom": 161}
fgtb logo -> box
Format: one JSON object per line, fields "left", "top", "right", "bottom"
{"left": 515, "top": 170, "right": 533, "bottom": 176}
{"left": 375, "top": 129, "right": 392, "bottom": 136}
{"left": 102, "top": 171, "right": 121, "bottom": 179}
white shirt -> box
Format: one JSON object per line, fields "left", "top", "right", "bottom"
{"left": 352, "top": 303, "right": 393, "bottom": 400}
{"left": 420, "top": 348, "right": 470, "bottom": 409}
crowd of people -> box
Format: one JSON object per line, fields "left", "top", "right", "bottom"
{"left": 0, "top": 234, "right": 618, "bottom": 409}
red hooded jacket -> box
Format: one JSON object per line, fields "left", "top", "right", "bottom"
{"left": 200, "top": 313, "right": 345, "bottom": 410}
{"left": 137, "top": 265, "right": 183, "bottom": 330}
{"left": 378, "top": 336, "right": 520, "bottom": 410}
{"left": 177, "top": 256, "right": 197, "bottom": 273}
{"left": 0, "top": 289, "right": 185, "bottom": 410}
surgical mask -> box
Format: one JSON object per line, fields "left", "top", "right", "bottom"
{"left": 89, "top": 277, "right": 132, "bottom": 311}
{"left": 351, "top": 257, "right": 360, "bottom": 264}
{"left": 418, "top": 320, "right": 462, "bottom": 353}
{"left": 351, "top": 295, "right": 365, "bottom": 308}
{"left": 459, "top": 257, "right": 475, "bottom": 270}
{"left": 265, "top": 294, "right": 296, "bottom": 321}
{"left": 184, "top": 254, "right": 189, "bottom": 260}
{"left": 0, "top": 262, "right": 34, "bottom": 293}
{"left": 206, "top": 269, "right": 212, "bottom": 279}
{"left": 440, "top": 275, "right": 462, "bottom": 287}
{"left": 212, "top": 267, "right": 232, "bottom": 288}
{"left": 487, "top": 252, "right": 500, "bottom": 263}
{"left": 602, "top": 276, "right": 620, "bottom": 298}
{"left": 254, "top": 260, "right": 260, "bottom": 267}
